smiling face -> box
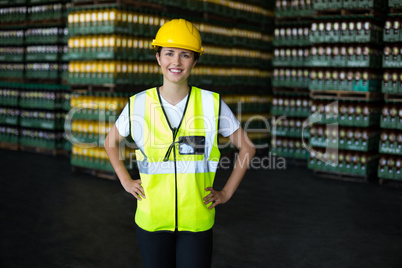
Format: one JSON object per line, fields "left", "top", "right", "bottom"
{"left": 156, "top": 47, "right": 197, "bottom": 85}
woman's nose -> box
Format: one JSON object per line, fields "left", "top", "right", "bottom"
{"left": 172, "top": 54, "right": 181, "bottom": 65}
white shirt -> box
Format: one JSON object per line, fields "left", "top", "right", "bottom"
{"left": 115, "top": 94, "right": 240, "bottom": 138}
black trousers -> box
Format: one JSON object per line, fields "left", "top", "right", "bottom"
{"left": 136, "top": 225, "right": 213, "bottom": 268}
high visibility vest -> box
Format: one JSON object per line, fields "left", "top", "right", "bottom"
{"left": 129, "top": 86, "right": 221, "bottom": 232}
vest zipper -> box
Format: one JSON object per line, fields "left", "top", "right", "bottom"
{"left": 172, "top": 127, "right": 178, "bottom": 231}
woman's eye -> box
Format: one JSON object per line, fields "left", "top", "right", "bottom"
{"left": 182, "top": 54, "right": 190, "bottom": 58}
{"left": 165, "top": 52, "right": 173, "bottom": 56}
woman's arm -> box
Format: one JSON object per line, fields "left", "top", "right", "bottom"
{"left": 104, "top": 125, "right": 145, "bottom": 200}
{"left": 204, "top": 125, "right": 256, "bottom": 209}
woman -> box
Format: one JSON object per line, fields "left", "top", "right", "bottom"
{"left": 105, "top": 18, "right": 255, "bottom": 268}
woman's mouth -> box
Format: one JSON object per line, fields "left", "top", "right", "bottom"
{"left": 169, "top": 68, "right": 183, "bottom": 74}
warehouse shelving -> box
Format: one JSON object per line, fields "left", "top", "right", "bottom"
{"left": 377, "top": 5, "right": 402, "bottom": 185}
{"left": 0, "top": 1, "right": 71, "bottom": 154}
{"left": 271, "top": 0, "right": 313, "bottom": 162}
{"left": 304, "top": 1, "right": 389, "bottom": 182}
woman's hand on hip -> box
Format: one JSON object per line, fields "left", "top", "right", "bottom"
{"left": 204, "top": 188, "right": 230, "bottom": 209}
{"left": 122, "top": 179, "right": 146, "bottom": 200}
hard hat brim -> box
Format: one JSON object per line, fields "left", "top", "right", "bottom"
{"left": 151, "top": 40, "right": 204, "bottom": 55}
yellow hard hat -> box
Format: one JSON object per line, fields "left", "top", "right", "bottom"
{"left": 151, "top": 18, "right": 203, "bottom": 55}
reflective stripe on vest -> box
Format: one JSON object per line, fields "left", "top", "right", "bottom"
{"left": 129, "top": 86, "right": 221, "bottom": 232}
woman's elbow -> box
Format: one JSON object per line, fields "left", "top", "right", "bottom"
{"left": 248, "top": 142, "right": 256, "bottom": 158}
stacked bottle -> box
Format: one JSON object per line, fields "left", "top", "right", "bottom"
{"left": 0, "top": 12, "right": 24, "bottom": 80}
{"left": 0, "top": 1, "right": 70, "bottom": 153}
{"left": 221, "top": 95, "right": 271, "bottom": 154}
{"left": 377, "top": 4, "right": 402, "bottom": 182}
{"left": 17, "top": 83, "right": 68, "bottom": 150}
{"left": 275, "top": 0, "right": 314, "bottom": 18}
{"left": 199, "top": 45, "right": 270, "bottom": 69}
{"left": 19, "top": 128, "right": 64, "bottom": 150}
{"left": 0, "top": 64, "right": 24, "bottom": 79}
{"left": 0, "top": 6, "right": 27, "bottom": 23}
{"left": 67, "top": 7, "right": 272, "bottom": 86}
{"left": 309, "top": 18, "right": 384, "bottom": 93}
{"left": 71, "top": 144, "right": 137, "bottom": 172}
{"left": 68, "top": 61, "right": 162, "bottom": 85}
{"left": 0, "top": 30, "right": 24, "bottom": 45}
{"left": 68, "top": 92, "right": 131, "bottom": 171}
{"left": 24, "top": 27, "right": 68, "bottom": 80}
{"left": 378, "top": 102, "right": 402, "bottom": 181}
{"left": 0, "top": 3, "right": 24, "bottom": 149}
{"left": 24, "top": 3, "right": 69, "bottom": 153}
{"left": 201, "top": 0, "right": 273, "bottom": 23}
{"left": 23, "top": 0, "right": 69, "bottom": 81}
{"left": 0, "top": 82, "right": 21, "bottom": 149}
{"left": 309, "top": 149, "right": 379, "bottom": 176}
{"left": 306, "top": 2, "right": 385, "bottom": 178}
{"left": 27, "top": 3, "right": 66, "bottom": 21}
{"left": 270, "top": 95, "right": 311, "bottom": 159}
{"left": 271, "top": 0, "right": 312, "bottom": 161}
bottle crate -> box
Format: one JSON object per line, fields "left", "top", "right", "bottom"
{"left": 272, "top": 117, "right": 310, "bottom": 138}
{"left": 272, "top": 68, "right": 310, "bottom": 88}
{"left": 0, "top": 47, "right": 24, "bottom": 62}
{"left": 313, "top": 0, "right": 344, "bottom": 10}
{"left": 383, "top": 17, "right": 401, "bottom": 43}
{"left": 380, "top": 103, "right": 401, "bottom": 129}
{"left": 0, "top": 107, "right": 19, "bottom": 125}
{"left": 26, "top": 45, "right": 67, "bottom": 62}
{"left": 69, "top": 120, "right": 113, "bottom": 146}
{"left": 310, "top": 20, "right": 382, "bottom": 45}
{"left": 27, "top": 3, "right": 65, "bottom": 21}
{"left": 270, "top": 137, "right": 309, "bottom": 159}
{"left": 379, "top": 129, "right": 402, "bottom": 155}
{"left": 0, "top": 125, "right": 19, "bottom": 144}
{"left": 0, "top": 64, "right": 24, "bottom": 79}
{"left": 314, "top": 0, "right": 385, "bottom": 10}
{"left": 309, "top": 45, "right": 382, "bottom": 68}
{"left": 378, "top": 154, "right": 402, "bottom": 180}
{"left": 309, "top": 126, "right": 380, "bottom": 152}
{"left": 273, "top": 26, "right": 311, "bottom": 47}
{"left": 67, "top": 35, "right": 155, "bottom": 61}
{"left": 383, "top": 45, "right": 402, "bottom": 68}
{"left": 0, "top": 6, "right": 27, "bottom": 23}
{"left": 308, "top": 149, "right": 379, "bottom": 176}
{"left": 19, "top": 128, "right": 64, "bottom": 149}
{"left": 68, "top": 61, "right": 163, "bottom": 85}
{"left": 309, "top": 69, "right": 381, "bottom": 92}
{"left": 19, "top": 84, "right": 68, "bottom": 110}
{"left": 271, "top": 95, "right": 311, "bottom": 117}
{"left": 19, "top": 110, "right": 65, "bottom": 130}
{"left": 71, "top": 145, "right": 135, "bottom": 172}
{"left": 310, "top": 100, "right": 381, "bottom": 127}
{"left": 273, "top": 47, "right": 310, "bottom": 67}
{"left": 382, "top": 70, "right": 402, "bottom": 93}
{"left": 275, "top": 0, "right": 314, "bottom": 18}
{"left": 68, "top": 8, "right": 163, "bottom": 37}
{"left": 69, "top": 92, "right": 126, "bottom": 122}
{"left": 0, "top": 87, "right": 19, "bottom": 107}
{"left": 25, "top": 63, "right": 61, "bottom": 79}
{"left": 0, "top": 30, "right": 24, "bottom": 45}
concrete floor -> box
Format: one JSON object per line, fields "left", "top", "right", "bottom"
{"left": 0, "top": 149, "right": 401, "bottom": 268}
